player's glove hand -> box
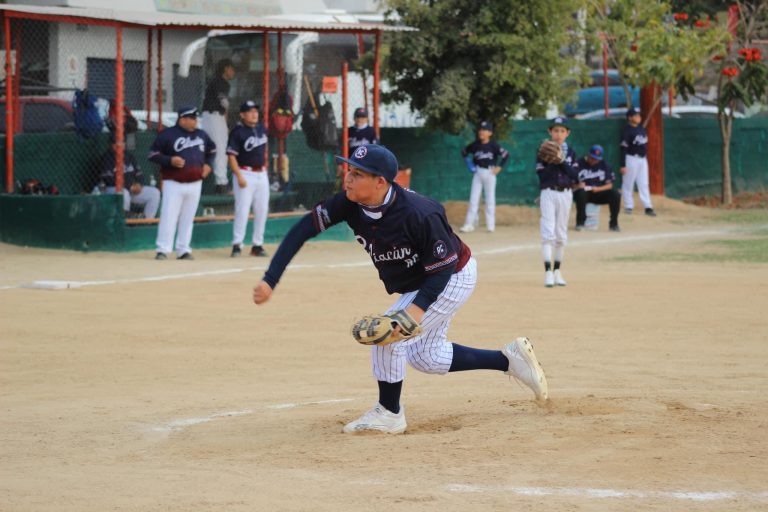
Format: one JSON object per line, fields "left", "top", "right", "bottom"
{"left": 538, "top": 140, "right": 565, "bottom": 164}
{"left": 351, "top": 309, "right": 422, "bottom": 346}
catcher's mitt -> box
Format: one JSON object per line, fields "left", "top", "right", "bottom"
{"left": 538, "top": 140, "right": 565, "bottom": 165}
{"left": 351, "top": 309, "right": 422, "bottom": 346}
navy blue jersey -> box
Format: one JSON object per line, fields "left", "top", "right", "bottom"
{"left": 148, "top": 125, "right": 216, "bottom": 182}
{"left": 263, "top": 183, "right": 471, "bottom": 310}
{"left": 348, "top": 125, "right": 378, "bottom": 154}
{"left": 226, "top": 122, "right": 268, "bottom": 168}
{"left": 202, "top": 76, "right": 230, "bottom": 115}
{"left": 536, "top": 146, "right": 578, "bottom": 190}
{"left": 574, "top": 157, "right": 615, "bottom": 187}
{"left": 462, "top": 140, "right": 510, "bottom": 169}
{"left": 620, "top": 124, "right": 648, "bottom": 166}
{"left": 99, "top": 151, "right": 143, "bottom": 188}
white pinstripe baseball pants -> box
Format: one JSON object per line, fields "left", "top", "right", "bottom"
{"left": 372, "top": 257, "right": 477, "bottom": 383}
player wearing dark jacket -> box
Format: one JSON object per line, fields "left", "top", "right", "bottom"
{"left": 573, "top": 145, "right": 621, "bottom": 232}
{"left": 252, "top": 144, "right": 548, "bottom": 434}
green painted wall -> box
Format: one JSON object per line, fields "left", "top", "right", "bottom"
{"left": 0, "top": 194, "right": 353, "bottom": 252}
{"left": 382, "top": 117, "right": 768, "bottom": 203}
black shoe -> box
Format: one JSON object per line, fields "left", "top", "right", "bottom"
{"left": 250, "top": 245, "right": 268, "bottom": 257}
{"left": 609, "top": 224, "right": 621, "bottom": 232}
{"left": 155, "top": 252, "right": 167, "bottom": 260}
{"left": 624, "top": 208, "right": 633, "bottom": 215}
{"left": 575, "top": 224, "right": 585, "bottom": 231}
{"left": 231, "top": 244, "right": 241, "bottom": 257}
{"left": 645, "top": 208, "right": 657, "bottom": 217}
{"left": 177, "top": 252, "right": 194, "bottom": 260}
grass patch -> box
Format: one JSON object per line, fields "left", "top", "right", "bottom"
{"left": 614, "top": 236, "right": 768, "bottom": 264}
{"left": 717, "top": 209, "right": 768, "bottom": 225}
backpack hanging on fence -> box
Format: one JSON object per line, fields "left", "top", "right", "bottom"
{"left": 269, "top": 80, "right": 294, "bottom": 139}
{"left": 300, "top": 95, "right": 338, "bottom": 151}
{"left": 72, "top": 89, "right": 104, "bottom": 139}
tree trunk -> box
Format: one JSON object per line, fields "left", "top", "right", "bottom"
{"left": 640, "top": 82, "right": 664, "bottom": 195}
{"left": 718, "top": 108, "right": 733, "bottom": 205}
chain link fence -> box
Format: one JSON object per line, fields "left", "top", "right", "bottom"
{"left": 1, "top": 15, "right": 393, "bottom": 218}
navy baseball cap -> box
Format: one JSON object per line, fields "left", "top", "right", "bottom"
{"left": 479, "top": 121, "right": 493, "bottom": 131}
{"left": 240, "top": 100, "right": 259, "bottom": 113}
{"left": 549, "top": 116, "right": 569, "bottom": 129}
{"left": 626, "top": 107, "right": 641, "bottom": 117}
{"left": 354, "top": 107, "right": 368, "bottom": 118}
{"left": 177, "top": 105, "right": 199, "bottom": 119}
{"left": 335, "top": 144, "right": 398, "bottom": 182}
{"left": 589, "top": 144, "right": 604, "bottom": 161}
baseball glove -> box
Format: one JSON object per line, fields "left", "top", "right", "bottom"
{"left": 351, "top": 309, "right": 422, "bottom": 346}
{"left": 538, "top": 140, "right": 565, "bottom": 164}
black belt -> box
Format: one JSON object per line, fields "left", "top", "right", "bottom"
{"left": 544, "top": 186, "right": 569, "bottom": 192}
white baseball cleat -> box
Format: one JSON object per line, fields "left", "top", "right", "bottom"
{"left": 544, "top": 270, "right": 555, "bottom": 287}
{"left": 342, "top": 403, "right": 407, "bottom": 434}
{"left": 459, "top": 224, "right": 475, "bottom": 233}
{"left": 554, "top": 269, "right": 566, "bottom": 286}
{"left": 502, "top": 337, "right": 549, "bottom": 401}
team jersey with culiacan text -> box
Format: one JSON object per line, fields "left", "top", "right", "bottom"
{"left": 620, "top": 124, "right": 648, "bottom": 166}
{"left": 573, "top": 157, "right": 616, "bottom": 187}
{"left": 226, "top": 122, "right": 268, "bottom": 169}
{"left": 148, "top": 125, "right": 216, "bottom": 183}
{"left": 462, "top": 140, "right": 510, "bottom": 169}
{"left": 536, "top": 146, "right": 578, "bottom": 190}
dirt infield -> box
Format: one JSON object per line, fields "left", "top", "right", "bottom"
{"left": 1, "top": 198, "right": 767, "bottom": 511}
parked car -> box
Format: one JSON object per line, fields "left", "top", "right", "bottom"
{"left": 0, "top": 96, "right": 75, "bottom": 134}
{"left": 564, "top": 70, "right": 641, "bottom": 117}
{"left": 576, "top": 105, "right": 744, "bottom": 120}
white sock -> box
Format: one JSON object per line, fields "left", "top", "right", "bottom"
{"left": 554, "top": 245, "right": 565, "bottom": 263}
{"left": 542, "top": 244, "right": 553, "bottom": 266}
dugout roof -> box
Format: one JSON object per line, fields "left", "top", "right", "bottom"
{"left": 0, "top": 3, "right": 414, "bottom": 32}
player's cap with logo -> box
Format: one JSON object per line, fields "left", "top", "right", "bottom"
{"left": 177, "top": 105, "right": 199, "bottom": 119}
{"left": 240, "top": 100, "right": 259, "bottom": 113}
{"left": 589, "top": 144, "right": 604, "bottom": 161}
{"left": 626, "top": 107, "right": 641, "bottom": 117}
{"left": 335, "top": 144, "right": 398, "bottom": 182}
{"left": 479, "top": 121, "right": 493, "bottom": 131}
{"left": 549, "top": 116, "right": 569, "bottom": 129}
{"left": 354, "top": 107, "right": 368, "bottom": 118}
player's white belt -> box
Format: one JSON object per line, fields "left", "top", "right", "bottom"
{"left": 240, "top": 165, "right": 265, "bottom": 172}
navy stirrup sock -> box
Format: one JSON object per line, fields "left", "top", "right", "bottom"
{"left": 378, "top": 380, "right": 402, "bottom": 414}
{"left": 449, "top": 343, "right": 509, "bottom": 372}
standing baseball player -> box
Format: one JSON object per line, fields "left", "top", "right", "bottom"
{"left": 459, "top": 122, "right": 509, "bottom": 233}
{"left": 620, "top": 108, "right": 656, "bottom": 216}
{"left": 149, "top": 106, "right": 216, "bottom": 260}
{"left": 573, "top": 144, "right": 621, "bottom": 232}
{"left": 201, "top": 59, "right": 235, "bottom": 194}
{"left": 252, "top": 144, "right": 548, "bottom": 434}
{"left": 347, "top": 107, "right": 379, "bottom": 154}
{"left": 228, "top": 100, "right": 270, "bottom": 258}
{"left": 536, "top": 116, "right": 579, "bottom": 287}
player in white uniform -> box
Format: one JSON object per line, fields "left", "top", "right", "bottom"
{"left": 201, "top": 59, "right": 235, "bottom": 194}
{"left": 620, "top": 108, "right": 656, "bottom": 216}
{"left": 228, "top": 101, "right": 270, "bottom": 257}
{"left": 149, "top": 106, "right": 216, "bottom": 260}
{"left": 459, "top": 121, "right": 510, "bottom": 233}
{"left": 536, "top": 117, "right": 579, "bottom": 287}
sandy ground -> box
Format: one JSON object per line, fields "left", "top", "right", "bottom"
{"left": 1, "top": 197, "right": 767, "bottom": 511}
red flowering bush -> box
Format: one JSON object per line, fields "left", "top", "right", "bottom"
{"left": 738, "top": 48, "right": 762, "bottom": 62}
{"left": 721, "top": 67, "right": 740, "bottom": 77}
{"left": 673, "top": 13, "right": 689, "bottom": 21}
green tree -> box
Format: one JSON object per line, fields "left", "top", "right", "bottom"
{"left": 585, "top": 0, "right": 729, "bottom": 122}
{"left": 382, "top": 0, "right": 583, "bottom": 135}
{"left": 707, "top": 1, "right": 768, "bottom": 205}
